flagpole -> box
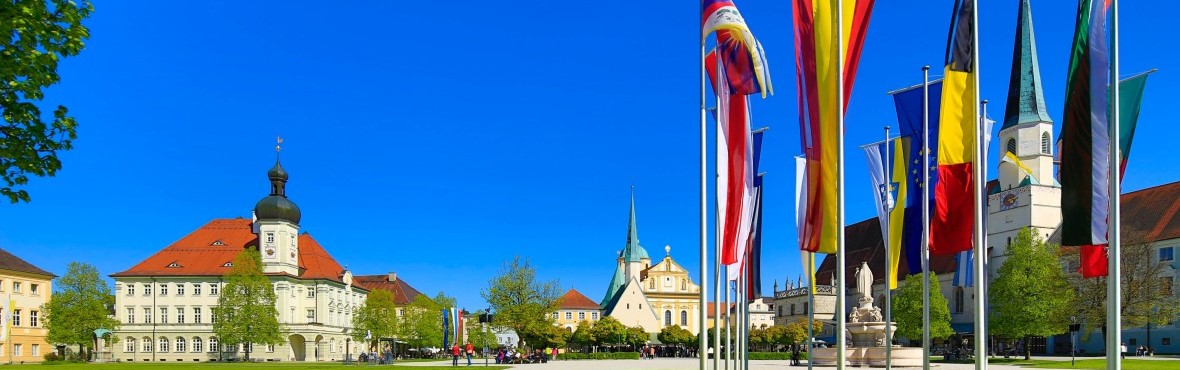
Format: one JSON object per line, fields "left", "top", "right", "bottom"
{"left": 807, "top": 262, "right": 814, "bottom": 370}
{"left": 714, "top": 199, "right": 722, "bottom": 370}
{"left": 699, "top": 12, "right": 709, "bottom": 370}
{"left": 743, "top": 269, "right": 750, "bottom": 370}
{"left": 1107, "top": 1, "right": 1121, "bottom": 370}
{"left": 835, "top": 0, "right": 848, "bottom": 368}
{"left": 725, "top": 269, "right": 731, "bottom": 370}
{"left": 920, "top": 65, "right": 931, "bottom": 370}
{"left": 884, "top": 125, "right": 893, "bottom": 370}
{"left": 975, "top": 100, "right": 989, "bottom": 370}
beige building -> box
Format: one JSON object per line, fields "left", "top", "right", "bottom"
{"left": 600, "top": 193, "right": 702, "bottom": 335}
{"left": 0, "top": 249, "right": 54, "bottom": 363}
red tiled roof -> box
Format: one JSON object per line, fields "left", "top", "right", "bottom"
{"left": 815, "top": 216, "right": 957, "bottom": 287}
{"left": 705, "top": 302, "right": 735, "bottom": 318}
{"left": 354, "top": 274, "right": 424, "bottom": 305}
{"left": 0, "top": 247, "right": 54, "bottom": 278}
{"left": 111, "top": 218, "right": 351, "bottom": 285}
{"left": 558, "top": 288, "right": 599, "bottom": 310}
{"left": 1120, "top": 181, "right": 1180, "bottom": 243}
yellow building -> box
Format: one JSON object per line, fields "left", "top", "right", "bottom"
{"left": 554, "top": 289, "right": 600, "bottom": 331}
{"left": 0, "top": 248, "right": 55, "bottom": 363}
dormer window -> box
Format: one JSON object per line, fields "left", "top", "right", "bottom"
{"left": 211, "top": 240, "right": 225, "bottom": 246}
{"left": 166, "top": 262, "right": 182, "bottom": 268}
{"left": 222, "top": 262, "right": 234, "bottom": 267}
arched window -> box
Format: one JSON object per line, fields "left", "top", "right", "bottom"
{"left": 954, "top": 287, "right": 965, "bottom": 314}
{"left": 142, "top": 337, "right": 152, "bottom": 352}
{"left": 330, "top": 338, "right": 336, "bottom": 353}
{"left": 681, "top": 279, "right": 687, "bottom": 290}
{"left": 681, "top": 310, "right": 688, "bottom": 326}
{"left": 1041, "top": 132, "right": 1051, "bottom": 154}
{"left": 176, "top": 337, "right": 186, "bottom": 352}
{"left": 209, "top": 337, "right": 219, "bottom": 353}
{"left": 664, "top": 310, "right": 672, "bottom": 326}
{"left": 125, "top": 338, "right": 136, "bottom": 353}
{"left": 1006, "top": 138, "right": 1017, "bottom": 155}
{"left": 159, "top": 337, "right": 169, "bottom": 353}
{"left": 193, "top": 337, "right": 202, "bottom": 353}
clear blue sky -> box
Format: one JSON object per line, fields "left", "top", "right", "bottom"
{"left": 0, "top": 1, "right": 1177, "bottom": 311}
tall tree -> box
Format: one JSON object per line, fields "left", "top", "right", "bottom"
{"left": 212, "top": 249, "right": 284, "bottom": 361}
{"left": 403, "top": 294, "right": 442, "bottom": 350}
{"left": 658, "top": 325, "right": 693, "bottom": 347}
{"left": 0, "top": 0, "right": 93, "bottom": 203}
{"left": 624, "top": 326, "right": 647, "bottom": 349}
{"left": 990, "top": 228, "right": 1075, "bottom": 359}
{"left": 589, "top": 316, "right": 625, "bottom": 347}
{"left": 481, "top": 256, "right": 561, "bottom": 348}
{"left": 42, "top": 262, "right": 119, "bottom": 357}
{"left": 351, "top": 289, "right": 398, "bottom": 351}
{"left": 891, "top": 272, "right": 953, "bottom": 342}
{"left": 433, "top": 291, "right": 456, "bottom": 310}
{"left": 569, "top": 320, "right": 594, "bottom": 352}
{"left": 1065, "top": 229, "right": 1180, "bottom": 343}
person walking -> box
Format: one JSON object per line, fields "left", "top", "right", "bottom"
{"left": 452, "top": 343, "right": 461, "bottom": 366}
{"left": 465, "top": 342, "right": 474, "bottom": 366}
{"left": 1120, "top": 342, "right": 1127, "bottom": 359}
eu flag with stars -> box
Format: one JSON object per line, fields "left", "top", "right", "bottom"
{"left": 892, "top": 81, "right": 942, "bottom": 273}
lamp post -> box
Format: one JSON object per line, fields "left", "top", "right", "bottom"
{"left": 345, "top": 337, "right": 351, "bottom": 365}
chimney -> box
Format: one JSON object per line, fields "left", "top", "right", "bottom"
{"left": 388, "top": 272, "right": 397, "bottom": 282}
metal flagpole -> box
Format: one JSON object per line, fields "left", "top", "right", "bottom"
{"left": 715, "top": 201, "right": 722, "bottom": 370}
{"left": 725, "top": 269, "right": 731, "bottom": 370}
{"left": 737, "top": 273, "right": 744, "bottom": 370}
{"left": 972, "top": 1, "right": 987, "bottom": 368}
{"left": 835, "top": 0, "right": 848, "bottom": 368}
{"left": 921, "top": 65, "right": 931, "bottom": 370}
{"left": 884, "top": 125, "right": 893, "bottom": 370}
{"left": 1107, "top": 1, "right": 1121, "bottom": 369}
{"left": 743, "top": 270, "right": 750, "bottom": 370}
{"left": 807, "top": 267, "right": 814, "bottom": 370}
{"left": 699, "top": 7, "right": 709, "bottom": 369}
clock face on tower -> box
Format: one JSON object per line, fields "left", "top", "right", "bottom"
{"left": 1001, "top": 193, "right": 1018, "bottom": 211}
{"left": 265, "top": 248, "right": 276, "bottom": 258}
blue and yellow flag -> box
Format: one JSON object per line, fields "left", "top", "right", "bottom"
{"left": 862, "top": 137, "right": 909, "bottom": 289}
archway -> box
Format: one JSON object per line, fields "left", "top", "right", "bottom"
{"left": 288, "top": 334, "right": 306, "bottom": 361}
{"left": 314, "top": 335, "right": 324, "bottom": 361}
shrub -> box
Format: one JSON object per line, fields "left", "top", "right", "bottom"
{"left": 557, "top": 352, "right": 641, "bottom": 360}
{"left": 748, "top": 352, "right": 808, "bottom": 360}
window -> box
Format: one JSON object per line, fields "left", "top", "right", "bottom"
{"left": 127, "top": 308, "right": 135, "bottom": 324}
{"left": 626, "top": 303, "right": 629, "bottom": 309}
{"left": 268, "top": 343, "right": 276, "bottom": 353}
{"left": 1041, "top": 132, "right": 1051, "bottom": 154}
{"left": 209, "top": 337, "right": 219, "bottom": 353}
{"left": 12, "top": 282, "right": 20, "bottom": 293}
{"left": 143, "top": 284, "right": 151, "bottom": 296}
{"left": 565, "top": 312, "right": 572, "bottom": 320}
{"left": 266, "top": 232, "right": 275, "bottom": 244}
{"left": 125, "top": 338, "right": 136, "bottom": 353}
{"left": 1006, "top": 138, "right": 1017, "bottom": 155}
{"left": 140, "top": 337, "right": 151, "bottom": 352}
{"left": 177, "top": 307, "right": 185, "bottom": 324}
{"left": 578, "top": 312, "right": 585, "bottom": 320}
{"left": 682, "top": 279, "right": 687, "bottom": 290}
{"left": 803, "top": 303, "right": 809, "bottom": 314}
{"left": 1163, "top": 338, "right": 1172, "bottom": 346}
{"left": 681, "top": 310, "right": 688, "bottom": 326}
{"left": 329, "top": 339, "right": 335, "bottom": 353}
{"left": 127, "top": 284, "right": 134, "bottom": 296}
{"left": 193, "top": 284, "right": 201, "bottom": 296}
{"left": 159, "top": 337, "right": 169, "bottom": 352}
{"left": 1161, "top": 247, "right": 1175, "bottom": 262}
{"left": 308, "top": 289, "right": 315, "bottom": 298}
{"left": 307, "top": 309, "right": 316, "bottom": 322}
{"left": 177, "top": 283, "right": 185, "bottom": 296}
{"left": 193, "top": 337, "right": 202, "bottom": 353}
{"left": 778, "top": 306, "right": 782, "bottom": 316}
{"left": 1129, "top": 338, "right": 1137, "bottom": 346}
{"left": 639, "top": 304, "right": 642, "bottom": 309}
{"left": 397, "top": 308, "right": 404, "bottom": 317}
{"left": 30, "top": 284, "right": 38, "bottom": 296}
{"left": 160, "top": 284, "right": 168, "bottom": 296}
{"left": 954, "top": 287, "right": 965, "bottom": 314}
{"left": 243, "top": 343, "right": 252, "bottom": 353}
{"left": 29, "top": 310, "right": 37, "bottom": 327}
{"left": 210, "top": 284, "right": 218, "bottom": 296}
{"left": 159, "top": 307, "right": 168, "bottom": 323}
{"left": 175, "top": 337, "right": 186, "bottom": 352}
{"left": 664, "top": 310, "right": 672, "bottom": 326}
{"left": 12, "top": 309, "right": 20, "bottom": 326}
{"left": 791, "top": 304, "right": 796, "bottom": 315}
{"left": 194, "top": 307, "right": 202, "bottom": 323}
{"left": 592, "top": 312, "right": 598, "bottom": 320}
{"left": 143, "top": 308, "right": 152, "bottom": 324}
{"left": 13, "top": 344, "right": 21, "bottom": 356}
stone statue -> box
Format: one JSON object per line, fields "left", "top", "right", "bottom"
{"left": 855, "top": 262, "right": 873, "bottom": 299}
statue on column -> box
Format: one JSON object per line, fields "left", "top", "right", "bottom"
{"left": 855, "top": 261, "right": 874, "bottom": 301}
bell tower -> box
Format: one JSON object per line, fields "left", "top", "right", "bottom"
{"left": 997, "top": 0, "right": 1055, "bottom": 191}
{"left": 254, "top": 138, "right": 302, "bottom": 276}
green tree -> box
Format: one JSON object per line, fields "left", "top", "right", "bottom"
{"left": 0, "top": 0, "right": 93, "bottom": 203}
{"left": 892, "top": 272, "right": 953, "bottom": 342}
{"left": 433, "top": 291, "right": 456, "bottom": 311}
{"left": 589, "top": 316, "right": 625, "bottom": 347}
{"left": 1065, "top": 229, "right": 1180, "bottom": 345}
{"left": 657, "top": 325, "right": 693, "bottom": 347}
{"left": 990, "top": 228, "right": 1075, "bottom": 359}
{"left": 465, "top": 313, "right": 496, "bottom": 353}
{"left": 403, "top": 294, "right": 443, "bottom": 349}
{"left": 534, "top": 324, "right": 571, "bottom": 349}
{"left": 569, "top": 320, "right": 594, "bottom": 351}
{"left": 352, "top": 289, "right": 398, "bottom": 351}
{"left": 481, "top": 256, "right": 561, "bottom": 348}
{"left": 42, "top": 262, "right": 119, "bottom": 358}
{"left": 212, "top": 249, "right": 284, "bottom": 361}
{"left": 624, "top": 326, "right": 648, "bottom": 349}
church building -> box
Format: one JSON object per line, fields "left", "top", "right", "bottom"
{"left": 600, "top": 191, "right": 703, "bottom": 335}
{"left": 111, "top": 156, "right": 368, "bottom": 362}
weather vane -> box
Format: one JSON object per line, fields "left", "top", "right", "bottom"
{"left": 276, "top": 135, "right": 283, "bottom": 153}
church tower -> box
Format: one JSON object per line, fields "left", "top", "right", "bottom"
{"left": 621, "top": 188, "right": 652, "bottom": 283}
{"left": 987, "top": 0, "right": 1061, "bottom": 269}
{"left": 254, "top": 148, "right": 302, "bottom": 276}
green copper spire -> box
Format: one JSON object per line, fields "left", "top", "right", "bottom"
{"left": 1002, "top": 0, "right": 1053, "bottom": 130}
{"left": 601, "top": 261, "right": 625, "bottom": 309}
{"left": 621, "top": 187, "right": 650, "bottom": 262}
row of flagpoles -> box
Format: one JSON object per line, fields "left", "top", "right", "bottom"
{"left": 700, "top": 1, "right": 1144, "bottom": 370}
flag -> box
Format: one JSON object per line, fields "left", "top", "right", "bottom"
{"left": 702, "top": 0, "right": 772, "bottom": 97}
{"left": 442, "top": 308, "right": 450, "bottom": 348}
{"left": 1114, "top": 72, "right": 1151, "bottom": 177}
{"left": 931, "top": 0, "right": 978, "bottom": 256}
{"left": 892, "top": 81, "right": 942, "bottom": 274}
{"left": 743, "top": 131, "right": 766, "bottom": 297}
{"left": 1001, "top": 152, "right": 1035, "bottom": 179}
{"left": 1059, "top": 0, "right": 1111, "bottom": 277}
{"left": 953, "top": 251, "right": 974, "bottom": 287}
{"left": 795, "top": 156, "right": 816, "bottom": 293}
{"left": 863, "top": 137, "right": 909, "bottom": 289}
{"left": 793, "top": 0, "right": 876, "bottom": 254}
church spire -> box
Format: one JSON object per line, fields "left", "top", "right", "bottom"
{"left": 1002, "top": 0, "right": 1052, "bottom": 130}
{"left": 621, "top": 186, "right": 650, "bottom": 262}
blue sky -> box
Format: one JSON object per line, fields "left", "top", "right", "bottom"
{"left": 0, "top": 1, "right": 1177, "bottom": 311}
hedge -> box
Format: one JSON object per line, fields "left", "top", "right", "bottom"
{"left": 557, "top": 352, "right": 641, "bottom": 360}
{"left": 747, "top": 352, "right": 809, "bottom": 360}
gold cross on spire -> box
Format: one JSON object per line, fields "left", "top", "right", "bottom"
{"left": 276, "top": 135, "right": 284, "bottom": 153}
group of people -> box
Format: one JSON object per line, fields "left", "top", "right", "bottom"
{"left": 492, "top": 347, "right": 553, "bottom": 364}
{"left": 450, "top": 342, "right": 475, "bottom": 366}
{"left": 1120, "top": 342, "right": 1155, "bottom": 358}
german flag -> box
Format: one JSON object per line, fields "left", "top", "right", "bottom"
{"left": 930, "top": 0, "right": 977, "bottom": 256}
